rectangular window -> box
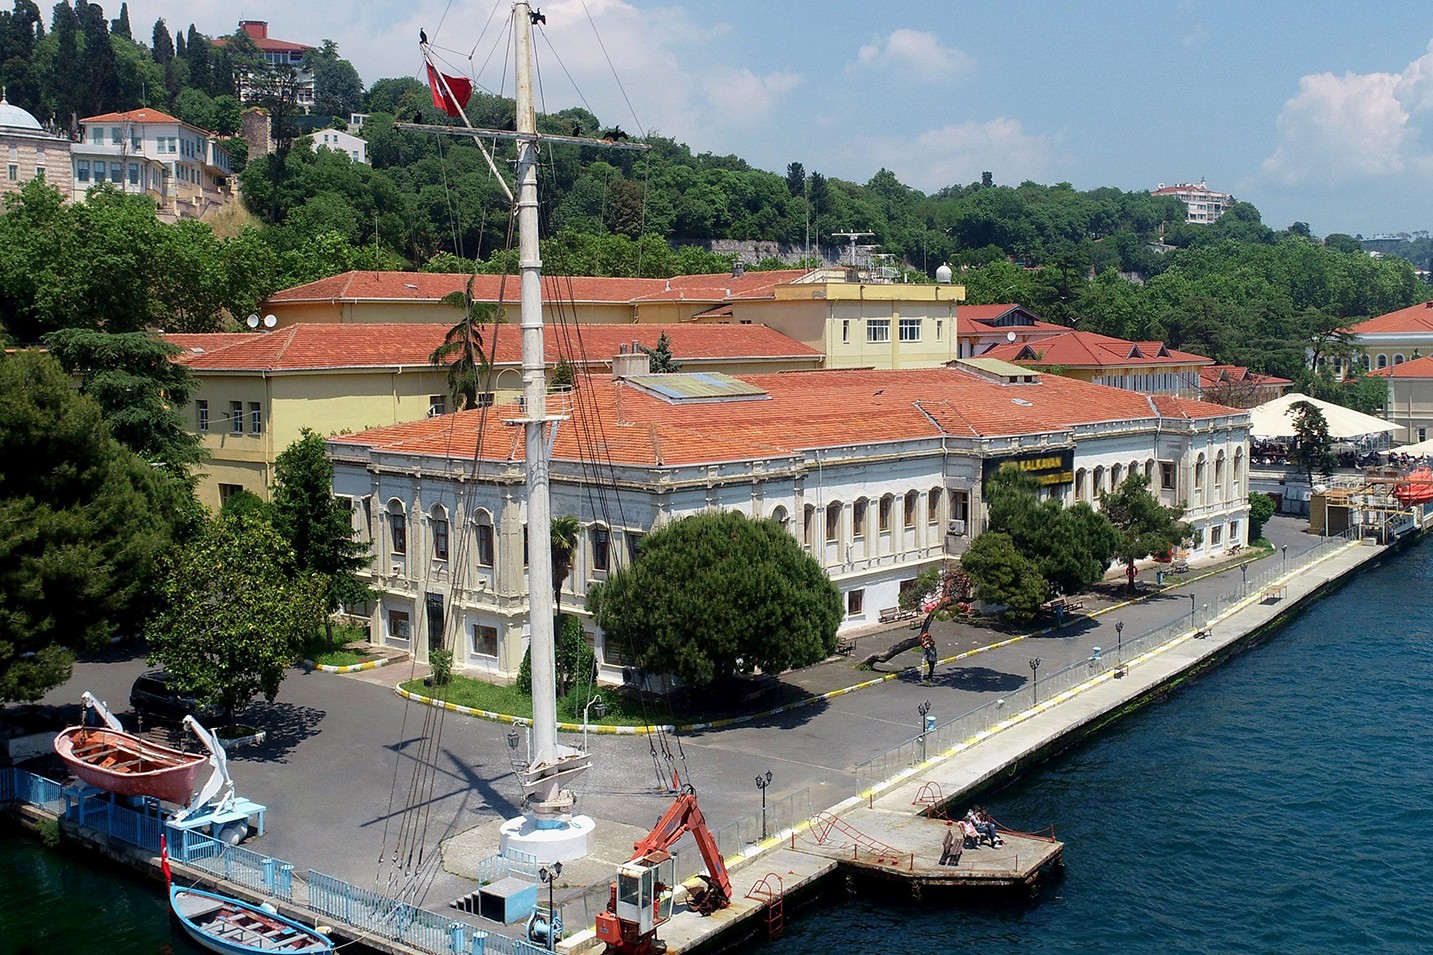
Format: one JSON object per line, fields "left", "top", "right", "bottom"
{"left": 1230, "top": 520, "right": 1240, "bottom": 542}
{"left": 110, "top": 127, "right": 122, "bottom": 145}
{"left": 867, "top": 319, "right": 891, "bottom": 343}
{"left": 1420, "top": 428, "right": 1428, "bottom": 443}
{"left": 218, "top": 483, "right": 242, "bottom": 506}
{"left": 927, "top": 490, "right": 940, "bottom": 524}
{"left": 248, "top": 401, "right": 262, "bottom": 434}
{"left": 935, "top": 319, "right": 943, "bottom": 340}
{"left": 128, "top": 163, "right": 139, "bottom": 185}
{"left": 391, "top": 514, "right": 407, "bottom": 556}
{"left": 842, "top": 320, "right": 850, "bottom": 344}
{"left": 472, "top": 624, "right": 498, "bottom": 658}
{"left": 131, "top": 131, "right": 141, "bottom": 150}
{"left": 196, "top": 399, "right": 209, "bottom": 432}
{"left": 432, "top": 518, "right": 449, "bottom": 561}
{"left": 592, "top": 526, "right": 611, "bottom": 573}
{"left": 847, "top": 588, "right": 865, "bottom": 616}
{"left": 903, "top": 493, "right": 917, "bottom": 529}
{"left": 626, "top": 532, "right": 643, "bottom": 566}
{"left": 899, "top": 317, "right": 921, "bottom": 342}
{"left": 948, "top": 489, "right": 970, "bottom": 524}
{"left": 1160, "top": 461, "right": 1176, "bottom": 490}
{"left": 825, "top": 505, "right": 840, "bottom": 543}
{"left": 429, "top": 394, "right": 446, "bottom": 416}
{"left": 6, "top": 165, "right": 15, "bottom": 181}
{"left": 475, "top": 524, "right": 494, "bottom": 567}
{"left": 91, "top": 128, "right": 103, "bottom": 144}
{"left": 1210, "top": 525, "right": 1223, "bottom": 545}
{"left": 388, "top": 610, "right": 411, "bottom": 641}
{"left": 604, "top": 636, "right": 633, "bottom": 667}
{"left": 879, "top": 496, "right": 892, "bottom": 532}
{"left": 229, "top": 401, "right": 243, "bottom": 434}
{"left": 77, "top": 159, "right": 90, "bottom": 182}
{"left": 110, "top": 163, "right": 122, "bottom": 183}
{"left": 34, "top": 165, "right": 44, "bottom": 180}
{"left": 852, "top": 500, "right": 867, "bottom": 539}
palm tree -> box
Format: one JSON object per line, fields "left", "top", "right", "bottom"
{"left": 549, "top": 514, "right": 582, "bottom": 613}
{"left": 429, "top": 277, "right": 502, "bottom": 411}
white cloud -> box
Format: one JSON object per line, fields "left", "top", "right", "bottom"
{"left": 1262, "top": 40, "right": 1433, "bottom": 186}
{"left": 853, "top": 29, "right": 972, "bottom": 82}
{"left": 861, "top": 118, "right": 1055, "bottom": 192}
{"left": 701, "top": 68, "right": 803, "bottom": 123}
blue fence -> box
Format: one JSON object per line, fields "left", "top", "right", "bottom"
{"left": 309, "top": 870, "right": 502, "bottom": 954}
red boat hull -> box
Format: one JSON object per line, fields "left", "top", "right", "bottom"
{"left": 53, "top": 726, "right": 204, "bottom": 804}
{"left": 1394, "top": 467, "right": 1433, "bottom": 507}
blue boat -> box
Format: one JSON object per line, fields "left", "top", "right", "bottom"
{"left": 162, "top": 838, "right": 333, "bottom": 954}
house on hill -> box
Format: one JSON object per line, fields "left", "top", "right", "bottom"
{"left": 76, "top": 108, "right": 234, "bottom": 219}
{"left": 0, "top": 93, "right": 71, "bottom": 202}
{"left": 1348, "top": 301, "right": 1433, "bottom": 372}
{"left": 327, "top": 361, "right": 1250, "bottom": 682}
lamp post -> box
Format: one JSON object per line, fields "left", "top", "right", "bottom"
{"left": 1115, "top": 620, "right": 1124, "bottom": 656}
{"left": 917, "top": 700, "right": 931, "bottom": 761}
{"left": 1282, "top": 544, "right": 1288, "bottom": 574}
{"left": 538, "top": 861, "right": 563, "bottom": 951}
{"left": 581, "top": 694, "right": 606, "bottom": 754}
{"left": 1188, "top": 592, "right": 1197, "bottom": 631}
{"left": 1240, "top": 562, "right": 1248, "bottom": 597}
{"left": 754, "top": 771, "right": 773, "bottom": 840}
{"left": 1028, "top": 657, "right": 1041, "bottom": 704}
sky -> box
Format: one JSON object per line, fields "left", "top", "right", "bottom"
{"left": 114, "top": 0, "right": 1433, "bottom": 237}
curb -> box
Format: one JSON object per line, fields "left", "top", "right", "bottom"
{"left": 305, "top": 656, "right": 394, "bottom": 674}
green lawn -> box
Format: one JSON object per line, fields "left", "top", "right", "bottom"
{"left": 301, "top": 624, "right": 374, "bottom": 668}
{"left": 399, "top": 674, "right": 743, "bottom": 728}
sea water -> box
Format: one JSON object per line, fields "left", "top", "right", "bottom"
{"left": 3, "top": 543, "right": 1430, "bottom": 954}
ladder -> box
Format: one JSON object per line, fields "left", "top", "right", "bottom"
{"left": 746, "top": 873, "right": 785, "bottom": 940}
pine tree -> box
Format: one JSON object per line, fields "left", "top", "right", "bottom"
{"left": 110, "top": 1, "right": 130, "bottom": 40}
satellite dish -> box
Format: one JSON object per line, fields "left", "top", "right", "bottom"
{"left": 246, "top": 313, "right": 260, "bottom": 329}
{"left": 262, "top": 314, "right": 278, "bottom": 328}
{"left": 1007, "top": 331, "right": 1017, "bottom": 342}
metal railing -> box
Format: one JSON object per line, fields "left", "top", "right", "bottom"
{"left": 309, "top": 869, "right": 482, "bottom": 954}
{"left": 473, "top": 847, "right": 538, "bottom": 885}
{"left": 173, "top": 827, "right": 294, "bottom": 901}
{"left": 854, "top": 527, "right": 1362, "bottom": 789}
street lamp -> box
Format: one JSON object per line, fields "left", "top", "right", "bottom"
{"left": 1188, "top": 592, "right": 1196, "bottom": 628}
{"left": 581, "top": 694, "right": 606, "bottom": 753}
{"left": 1282, "top": 544, "right": 1288, "bottom": 573}
{"left": 1028, "top": 657, "right": 1042, "bottom": 704}
{"left": 917, "top": 700, "right": 931, "bottom": 761}
{"left": 1115, "top": 620, "right": 1124, "bottom": 655}
{"left": 538, "top": 861, "right": 563, "bottom": 951}
{"left": 754, "top": 770, "right": 773, "bottom": 840}
{"left": 1240, "top": 563, "right": 1248, "bottom": 597}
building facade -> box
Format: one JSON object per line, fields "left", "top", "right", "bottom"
{"left": 77, "top": 109, "right": 233, "bottom": 219}
{"left": 0, "top": 94, "right": 72, "bottom": 202}
{"left": 1348, "top": 301, "right": 1433, "bottom": 373}
{"left": 327, "top": 363, "right": 1250, "bottom": 684}
{"left": 1151, "top": 180, "right": 1235, "bottom": 223}
{"left": 311, "top": 128, "right": 367, "bottom": 164}
{"left": 222, "top": 21, "right": 316, "bottom": 111}
{"left": 979, "top": 329, "right": 1212, "bottom": 397}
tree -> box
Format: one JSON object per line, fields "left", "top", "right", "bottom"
{"left": 270, "top": 429, "right": 371, "bottom": 648}
{"left": 1100, "top": 472, "right": 1193, "bottom": 589}
{"left": 1248, "top": 492, "right": 1276, "bottom": 543}
{"left": 430, "top": 280, "right": 500, "bottom": 410}
{"left": 307, "top": 39, "right": 363, "bottom": 117}
{"left": 639, "top": 331, "right": 681, "bottom": 373}
{"left": 550, "top": 514, "right": 581, "bottom": 612}
{"left": 1289, "top": 400, "right": 1336, "bottom": 485}
{"left": 985, "top": 464, "right": 1116, "bottom": 595}
{"left": 41, "top": 328, "right": 205, "bottom": 472}
{"left": 959, "top": 532, "right": 1045, "bottom": 620}
{"left": 0, "top": 351, "right": 185, "bottom": 702}
{"left": 146, "top": 513, "right": 326, "bottom": 729}
{"left": 588, "top": 511, "right": 840, "bottom": 686}
{"left": 110, "top": 2, "right": 130, "bottom": 40}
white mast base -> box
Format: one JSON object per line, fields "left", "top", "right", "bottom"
{"left": 500, "top": 813, "right": 596, "bottom": 864}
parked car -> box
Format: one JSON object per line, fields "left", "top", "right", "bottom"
{"left": 129, "top": 671, "right": 215, "bottom": 727}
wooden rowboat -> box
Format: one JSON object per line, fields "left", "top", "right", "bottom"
{"left": 53, "top": 725, "right": 204, "bottom": 804}
{"left": 164, "top": 838, "right": 334, "bottom": 954}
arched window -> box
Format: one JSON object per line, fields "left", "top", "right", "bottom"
{"left": 473, "top": 510, "right": 495, "bottom": 567}
{"left": 927, "top": 487, "right": 942, "bottom": 525}
{"left": 388, "top": 500, "right": 407, "bottom": 556}
{"left": 1111, "top": 463, "right": 1123, "bottom": 489}
{"left": 1075, "top": 468, "right": 1088, "bottom": 501}
{"left": 1093, "top": 465, "right": 1105, "bottom": 499}
{"left": 1377, "top": 354, "right": 1388, "bottom": 369}
{"left": 825, "top": 501, "right": 842, "bottom": 543}
{"left": 1233, "top": 449, "right": 1244, "bottom": 490}
{"left": 590, "top": 523, "right": 611, "bottom": 573}
{"left": 430, "top": 505, "right": 449, "bottom": 561}
{"left": 1145, "top": 459, "right": 1156, "bottom": 482}
{"left": 903, "top": 490, "right": 919, "bottom": 529}
{"left": 803, "top": 504, "right": 816, "bottom": 546}
{"left": 1394, "top": 354, "right": 1406, "bottom": 365}
{"left": 879, "top": 494, "right": 894, "bottom": 532}
{"left": 1215, "top": 451, "right": 1226, "bottom": 490}
{"left": 1362, "top": 354, "right": 1372, "bottom": 370}
{"left": 1195, "top": 453, "right": 1206, "bottom": 490}
{"left": 852, "top": 498, "right": 868, "bottom": 540}
{"left": 771, "top": 505, "right": 790, "bottom": 531}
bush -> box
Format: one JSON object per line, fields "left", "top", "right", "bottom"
{"left": 1248, "top": 492, "right": 1276, "bottom": 542}
{"left": 429, "top": 648, "right": 453, "bottom": 686}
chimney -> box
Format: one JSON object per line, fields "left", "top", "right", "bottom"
{"left": 612, "top": 347, "right": 650, "bottom": 380}
{"left": 732, "top": 261, "right": 745, "bottom": 278}
{"left": 241, "top": 20, "right": 269, "bottom": 40}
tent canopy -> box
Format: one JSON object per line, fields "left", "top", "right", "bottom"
{"left": 1389, "top": 436, "right": 1433, "bottom": 456}
{"left": 1248, "top": 393, "right": 1397, "bottom": 440}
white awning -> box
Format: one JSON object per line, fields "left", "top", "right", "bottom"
{"left": 1247, "top": 393, "right": 1397, "bottom": 440}
{"left": 1389, "top": 437, "right": 1433, "bottom": 456}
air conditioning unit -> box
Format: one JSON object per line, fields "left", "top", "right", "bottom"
{"left": 948, "top": 519, "right": 967, "bottom": 536}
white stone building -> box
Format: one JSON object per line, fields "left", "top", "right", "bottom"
{"left": 328, "top": 360, "right": 1250, "bottom": 685}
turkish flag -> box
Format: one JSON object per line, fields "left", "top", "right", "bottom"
{"left": 426, "top": 63, "right": 473, "bottom": 118}
{"left": 160, "top": 835, "right": 173, "bottom": 885}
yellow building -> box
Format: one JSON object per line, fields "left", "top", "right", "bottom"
{"left": 169, "top": 323, "right": 821, "bottom": 509}
{"left": 980, "top": 329, "right": 1212, "bottom": 397}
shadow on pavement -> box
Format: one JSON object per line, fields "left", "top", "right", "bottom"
{"left": 240, "top": 702, "right": 326, "bottom": 763}
{"left": 937, "top": 666, "right": 1027, "bottom": 693}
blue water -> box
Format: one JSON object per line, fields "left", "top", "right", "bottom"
{"left": 772, "top": 543, "right": 1433, "bottom": 954}
{"left": 4, "top": 543, "right": 1431, "bottom": 954}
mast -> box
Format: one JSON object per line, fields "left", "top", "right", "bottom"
{"left": 513, "top": 0, "right": 564, "bottom": 810}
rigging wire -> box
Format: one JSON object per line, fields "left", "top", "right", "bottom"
{"left": 578, "top": 0, "right": 649, "bottom": 137}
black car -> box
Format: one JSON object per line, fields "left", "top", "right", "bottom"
{"left": 129, "top": 671, "right": 214, "bottom": 727}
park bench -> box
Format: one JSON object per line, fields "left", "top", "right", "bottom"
{"left": 878, "top": 606, "right": 918, "bottom": 624}
{"left": 834, "top": 637, "right": 855, "bottom": 656}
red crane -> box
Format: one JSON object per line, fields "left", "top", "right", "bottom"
{"left": 595, "top": 786, "right": 732, "bottom": 954}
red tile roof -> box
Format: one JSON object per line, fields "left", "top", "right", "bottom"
{"left": 1368, "top": 354, "right": 1433, "bottom": 378}
{"left": 166, "top": 323, "right": 819, "bottom": 372}
{"left": 1199, "top": 364, "right": 1293, "bottom": 387}
{"left": 331, "top": 366, "right": 1244, "bottom": 468}
{"left": 1350, "top": 301, "right": 1433, "bottom": 335}
{"left": 979, "top": 330, "right": 1210, "bottom": 368}
{"left": 265, "top": 269, "right": 816, "bottom": 307}
{"left": 81, "top": 108, "right": 188, "bottom": 126}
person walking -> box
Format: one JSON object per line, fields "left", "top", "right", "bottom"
{"left": 920, "top": 630, "right": 937, "bottom": 684}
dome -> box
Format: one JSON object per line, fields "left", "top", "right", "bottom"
{"left": 0, "top": 94, "right": 43, "bottom": 132}
{"left": 935, "top": 263, "right": 953, "bottom": 284}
